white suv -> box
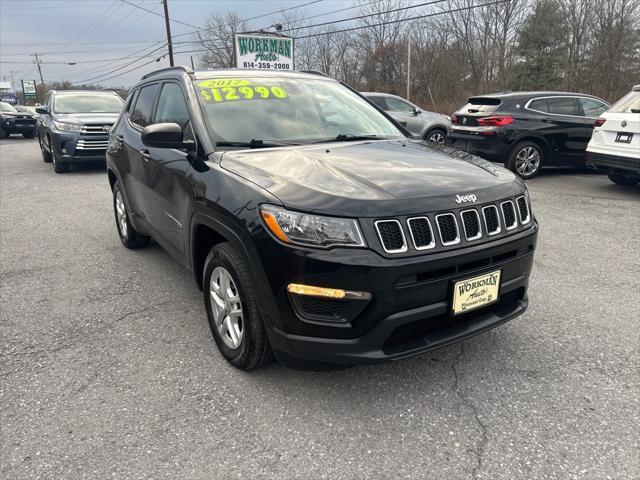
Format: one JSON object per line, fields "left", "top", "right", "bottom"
{"left": 586, "top": 85, "right": 640, "bottom": 185}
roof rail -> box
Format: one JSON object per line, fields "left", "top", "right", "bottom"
{"left": 300, "top": 70, "right": 329, "bottom": 77}
{"left": 141, "top": 65, "right": 194, "bottom": 80}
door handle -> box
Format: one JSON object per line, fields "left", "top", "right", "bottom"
{"left": 542, "top": 119, "right": 553, "bottom": 123}
{"left": 140, "top": 149, "right": 151, "bottom": 161}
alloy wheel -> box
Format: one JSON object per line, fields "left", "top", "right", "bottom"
{"left": 115, "top": 189, "right": 128, "bottom": 238}
{"left": 209, "top": 266, "right": 244, "bottom": 349}
{"left": 515, "top": 146, "right": 541, "bottom": 177}
{"left": 428, "top": 131, "right": 445, "bottom": 145}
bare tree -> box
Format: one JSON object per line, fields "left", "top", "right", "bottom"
{"left": 195, "top": 12, "right": 249, "bottom": 68}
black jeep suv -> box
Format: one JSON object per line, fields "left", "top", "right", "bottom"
{"left": 106, "top": 67, "right": 538, "bottom": 370}
{"left": 36, "top": 90, "right": 124, "bottom": 173}
{"left": 448, "top": 91, "right": 610, "bottom": 178}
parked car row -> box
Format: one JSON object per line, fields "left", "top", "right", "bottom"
{"left": 362, "top": 86, "right": 639, "bottom": 185}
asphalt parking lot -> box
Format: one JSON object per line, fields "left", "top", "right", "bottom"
{"left": 1, "top": 137, "right": 638, "bottom": 480}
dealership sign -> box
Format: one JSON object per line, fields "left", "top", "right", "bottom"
{"left": 234, "top": 33, "right": 294, "bottom": 71}
{"left": 22, "top": 80, "right": 38, "bottom": 102}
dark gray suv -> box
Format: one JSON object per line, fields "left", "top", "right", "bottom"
{"left": 36, "top": 90, "right": 123, "bottom": 173}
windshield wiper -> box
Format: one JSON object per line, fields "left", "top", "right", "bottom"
{"left": 215, "top": 138, "right": 299, "bottom": 149}
{"left": 312, "top": 134, "right": 387, "bottom": 144}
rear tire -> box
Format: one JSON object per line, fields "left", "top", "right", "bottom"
{"left": 203, "top": 242, "right": 273, "bottom": 370}
{"left": 507, "top": 141, "right": 544, "bottom": 179}
{"left": 113, "top": 181, "right": 150, "bottom": 248}
{"left": 39, "top": 135, "right": 52, "bottom": 163}
{"left": 607, "top": 173, "right": 640, "bottom": 186}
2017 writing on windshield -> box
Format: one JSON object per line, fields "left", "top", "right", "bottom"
{"left": 198, "top": 83, "right": 287, "bottom": 104}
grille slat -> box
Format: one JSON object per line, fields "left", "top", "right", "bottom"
{"left": 436, "top": 213, "right": 460, "bottom": 246}
{"left": 482, "top": 206, "right": 501, "bottom": 235}
{"left": 501, "top": 201, "right": 517, "bottom": 230}
{"left": 516, "top": 196, "right": 530, "bottom": 224}
{"left": 461, "top": 209, "right": 481, "bottom": 240}
{"left": 407, "top": 217, "right": 435, "bottom": 250}
{"left": 375, "top": 220, "right": 407, "bottom": 253}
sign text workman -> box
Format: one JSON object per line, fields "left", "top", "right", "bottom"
{"left": 234, "top": 33, "right": 294, "bottom": 71}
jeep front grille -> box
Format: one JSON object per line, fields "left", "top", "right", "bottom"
{"left": 435, "top": 213, "right": 460, "bottom": 246}
{"left": 372, "top": 195, "right": 532, "bottom": 255}
{"left": 501, "top": 201, "right": 517, "bottom": 230}
{"left": 407, "top": 217, "right": 435, "bottom": 250}
{"left": 461, "top": 209, "right": 482, "bottom": 241}
{"left": 482, "top": 205, "right": 501, "bottom": 235}
{"left": 516, "top": 196, "right": 530, "bottom": 224}
{"left": 375, "top": 220, "right": 407, "bottom": 253}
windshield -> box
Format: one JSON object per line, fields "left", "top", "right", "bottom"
{"left": 193, "top": 76, "right": 404, "bottom": 148}
{"left": 609, "top": 91, "right": 640, "bottom": 113}
{"left": 0, "top": 102, "right": 17, "bottom": 113}
{"left": 53, "top": 94, "right": 123, "bottom": 114}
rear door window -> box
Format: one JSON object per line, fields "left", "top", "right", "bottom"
{"left": 547, "top": 97, "right": 579, "bottom": 116}
{"left": 130, "top": 83, "right": 159, "bottom": 129}
{"left": 528, "top": 98, "right": 549, "bottom": 113}
{"left": 578, "top": 98, "right": 609, "bottom": 117}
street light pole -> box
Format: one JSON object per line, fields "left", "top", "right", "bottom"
{"left": 162, "top": 0, "right": 174, "bottom": 67}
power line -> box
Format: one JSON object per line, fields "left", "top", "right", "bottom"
{"left": 280, "top": 0, "right": 449, "bottom": 33}
{"left": 296, "top": 0, "right": 510, "bottom": 39}
{"left": 120, "top": 0, "right": 200, "bottom": 29}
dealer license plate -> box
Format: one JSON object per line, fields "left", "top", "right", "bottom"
{"left": 452, "top": 270, "right": 501, "bottom": 315}
{"left": 615, "top": 132, "right": 633, "bottom": 143}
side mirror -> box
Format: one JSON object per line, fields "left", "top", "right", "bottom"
{"left": 141, "top": 123, "right": 188, "bottom": 149}
{"left": 35, "top": 106, "right": 49, "bottom": 114}
{"left": 413, "top": 107, "right": 421, "bottom": 116}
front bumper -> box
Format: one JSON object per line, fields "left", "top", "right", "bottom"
{"left": 0, "top": 118, "right": 37, "bottom": 134}
{"left": 586, "top": 151, "right": 640, "bottom": 177}
{"left": 258, "top": 222, "right": 538, "bottom": 365}
{"left": 50, "top": 130, "right": 109, "bottom": 163}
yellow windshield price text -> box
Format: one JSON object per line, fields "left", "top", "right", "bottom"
{"left": 199, "top": 85, "right": 288, "bottom": 103}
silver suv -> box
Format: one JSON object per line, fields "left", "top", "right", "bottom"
{"left": 362, "top": 92, "right": 450, "bottom": 144}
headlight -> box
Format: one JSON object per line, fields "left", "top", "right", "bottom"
{"left": 52, "top": 120, "right": 82, "bottom": 132}
{"left": 260, "top": 205, "right": 365, "bottom": 248}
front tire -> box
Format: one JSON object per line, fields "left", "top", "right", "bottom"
{"left": 507, "top": 141, "right": 544, "bottom": 179}
{"left": 425, "top": 128, "right": 447, "bottom": 145}
{"left": 52, "top": 147, "right": 69, "bottom": 173}
{"left": 608, "top": 173, "right": 640, "bottom": 186}
{"left": 113, "top": 181, "right": 149, "bottom": 248}
{"left": 39, "top": 134, "right": 52, "bottom": 163}
{"left": 203, "top": 242, "right": 272, "bottom": 370}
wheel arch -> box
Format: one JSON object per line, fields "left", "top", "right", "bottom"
{"left": 512, "top": 135, "right": 549, "bottom": 159}
{"left": 422, "top": 124, "right": 448, "bottom": 140}
{"left": 190, "top": 211, "right": 283, "bottom": 331}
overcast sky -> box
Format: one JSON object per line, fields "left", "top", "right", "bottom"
{"left": 0, "top": 0, "right": 348, "bottom": 89}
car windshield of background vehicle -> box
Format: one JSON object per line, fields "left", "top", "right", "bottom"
{"left": 194, "top": 77, "right": 404, "bottom": 148}
{"left": 0, "top": 102, "right": 17, "bottom": 113}
{"left": 609, "top": 91, "right": 640, "bottom": 113}
{"left": 53, "top": 95, "right": 124, "bottom": 114}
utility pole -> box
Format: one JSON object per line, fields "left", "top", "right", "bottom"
{"left": 406, "top": 34, "right": 411, "bottom": 101}
{"left": 32, "top": 53, "right": 45, "bottom": 87}
{"left": 9, "top": 70, "right": 19, "bottom": 91}
{"left": 162, "top": 0, "right": 174, "bottom": 67}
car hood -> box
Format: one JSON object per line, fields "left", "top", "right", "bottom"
{"left": 219, "top": 140, "right": 524, "bottom": 217}
{"left": 52, "top": 113, "right": 119, "bottom": 124}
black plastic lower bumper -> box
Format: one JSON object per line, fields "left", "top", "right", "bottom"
{"left": 587, "top": 151, "right": 640, "bottom": 176}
